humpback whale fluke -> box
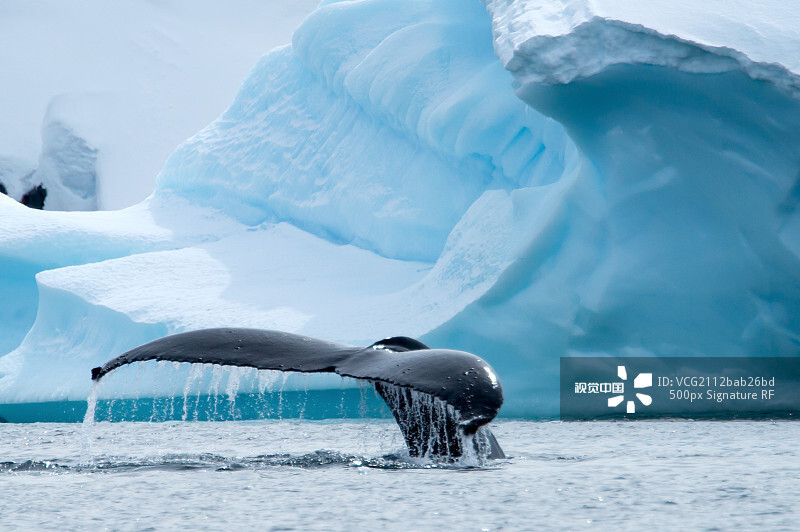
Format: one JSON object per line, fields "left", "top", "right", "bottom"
{"left": 91, "top": 328, "right": 505, "bottom": 459}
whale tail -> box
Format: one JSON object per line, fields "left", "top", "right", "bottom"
{"left": 374, "top": 381, "right": 505, "bottom": 459}
{"left": 90, "top": 328, "right": 504, "bottom": 459}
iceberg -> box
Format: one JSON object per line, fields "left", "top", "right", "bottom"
{"left": 0, "top": 0, "right": 798, "bottom": 419}
{"left": 0, "top": 0, "right": 319, "bottom": 210}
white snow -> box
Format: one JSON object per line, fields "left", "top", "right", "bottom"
{"left": 0, "top": 0, "right": 319, "bottom": 210}
{"left": 485, "top": 0, "right": 800, "bottom": 94}
{"left": 486, "top": 0, "right": 800, "bottom": 75}
{"left": 590, "top": 0, "right": 800, "bottom": 73}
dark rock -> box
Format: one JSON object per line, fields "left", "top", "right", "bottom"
{"left": 21, "top": 184, "right": 47, "bottom": 210}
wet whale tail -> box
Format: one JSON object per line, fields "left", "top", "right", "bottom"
{"left": 91, "top": 328, "right": 504, "bottom": 459}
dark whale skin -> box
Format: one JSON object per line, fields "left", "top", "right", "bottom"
{"left": 91, "top": 328, "right": 504, "bottom": 458}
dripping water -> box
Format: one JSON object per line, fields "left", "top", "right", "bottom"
{"left": 83, "top": 362, "right": 391, "bottom": 423}
{"left": 81, "top": 361, "right": 493, "bottom": 466}
{"left": 80, "top": 380, "right": 101, "bottom": 464}
{"left": 376, "top": 383, "right": 493, "bottom": 465}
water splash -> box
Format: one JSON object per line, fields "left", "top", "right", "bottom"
{"left": 80, "top": 380, "right": 100, "bottom": 465}
{"left": 184, "top": 363, "right": 205, "bottom": 421}
{"left": 1, "top": 449, "right": 494, "bottom": 475}
{"left": 87, "top": 362, "right": 389, "bottom": 422}
{"left": 376, "top": 382, "right": 493, "bottom": 465}
{"left": 83, "top": 360, "right": 493, "bottom": 465}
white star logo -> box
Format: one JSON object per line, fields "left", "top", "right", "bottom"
{"left": 608, "top": 365, "right": 652, "bottom": 413}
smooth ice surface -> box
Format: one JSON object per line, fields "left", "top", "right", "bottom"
{"left": 0, "top": 0, "right": 319, "bottom": 209}
{"left": 1, "top": 420, "right": 799, "bottom": 530}
{"left": 1, "top": 0, "right": 799, "bottom": 417}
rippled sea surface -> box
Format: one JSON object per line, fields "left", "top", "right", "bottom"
{"left": 1, "top": 420, "right": 798, "bottom": 530}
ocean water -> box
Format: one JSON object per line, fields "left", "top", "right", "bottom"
{"left": 1, "top": 419, "right": 798, "bottom": 530}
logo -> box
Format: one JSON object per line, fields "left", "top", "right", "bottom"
{"left": 607, "top": 365, "right": 652, "bottom": 413}
{"left": 562, "top": 357, "right": 797, "bottom": 421}
{"left": 571, "top": 364, "right": 653, "bottom": 414}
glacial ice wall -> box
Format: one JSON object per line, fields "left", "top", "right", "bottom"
{"left": 157, "top": 0, "right": 572, "bottom": 262}
{"left": 1, "top": 0, "right": 799, "bottom": 417}
{"left": 482, "top": 0, "right": 800, "bottom": 357}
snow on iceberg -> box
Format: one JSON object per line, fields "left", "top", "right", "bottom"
{"left": 1, "top": 0, "right": 799, "bottom": 418}
{"left": 0, "top": 0, "right": 319, "bottom": 211}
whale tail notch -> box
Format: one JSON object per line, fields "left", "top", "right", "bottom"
{"left": 90, "top": 328, "right": 504, "bottom": 460}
